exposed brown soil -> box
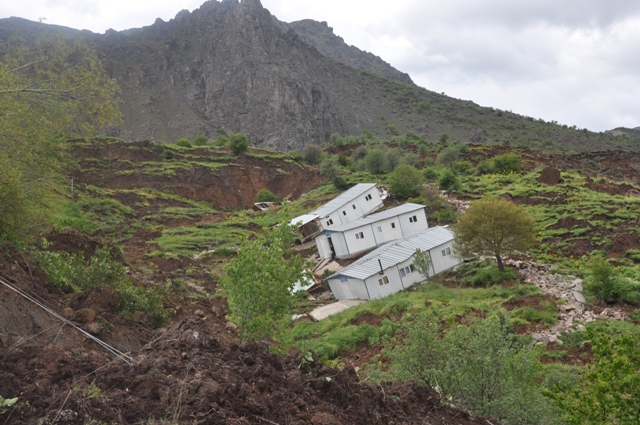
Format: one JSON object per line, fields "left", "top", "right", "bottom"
{"left": 541, "top": 343, "right": 594, "bottom": 366}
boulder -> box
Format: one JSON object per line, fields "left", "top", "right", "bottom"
{"left": 72, "top": 308, "right": 96, "bottom": 324}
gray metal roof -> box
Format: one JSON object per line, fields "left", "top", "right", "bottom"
{"left": 311, "top": 183, "right": 377, "bottom": 217}
{"left": 327, "top": 203, "right": 425, "bottom": 232}
{"left": 329, "top": 226, "right": 455, "bottom": 280}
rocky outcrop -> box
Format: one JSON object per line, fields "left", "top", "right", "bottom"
{"left": 287, "top": 19, "right": 414, "bottom": 85}
{"left": 507, "top": 260, "right": 628, "bottom": 344}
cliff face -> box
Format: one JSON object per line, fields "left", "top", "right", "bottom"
{"left": 287, "top": 19, "right": 414, "bottom": 85}
{"left": 90, "top": 0, "right": 420, "bottom": 149}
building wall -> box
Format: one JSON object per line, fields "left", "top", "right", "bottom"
{"left": 398, "top": 209, "right": 428, "bottom": 237}
{"left": 372, "top": 217, "right": 404, "bottom": 245}
{"left": 363, "top": 268, "right": 405, "bottom": 299}
{"left": 396, "top": 258, "right": 423, "bottom": 288}
{"left": 430, "top": 241, "right": 461, "bottom": 274}
{"left": 338, "top": 224, "right": 376, "bottom": 259}
{"left": 315, "top": 234, "right": 332, "bottom": 259}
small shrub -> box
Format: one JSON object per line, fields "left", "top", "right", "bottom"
{"left": 386, "top": 149, "right": 401, "bottom": 171}
{"left": 388, "top": 164, "right": 423, "bottom": 198}
{"left": 461, "top": 264, "right": 517, "bottom": 287}
{"left": 193, "top": 134, "right": 209, "bottom": 146}
{"left": 585, "top": 256, "right": 623, "bottom": 302}
{"left": 492, "top": 153, "right": 521, "bottom": 174}
{"left": 476, "top": 159, "right": 494, "bottom": 175}
{"left": 351, "top": 145, "right": 368, "bottom": 161}
{"left": 160, "top": 149, "right": 175, "bottom": 160}
{"left": 256, "top": 188, "right": 279, "bottom": 203}
{"left": 288, "top": 150, "right": 303, "bottom": 161}
{"left": 214, "top": 135, "right": 229, "bottom": 147}
{"left": 175, "top": 138, "right": 192, "bottom": 148}
{"left": 302, "top": 144, "right": 323, "bottom": 164}
{"left": 229, "top": 133, "right": 249, "bottom": 155}
{"left": 437, "top": 147, "right": 459, "bottom": 166}
{"left": 365, "top": 148, "right": 389, "bottom": 174}
{"left": 452, "top": 161, "right": 473, "bottom": 175}
{"left": 438, "top": 169, "right": 461, "bottom": 193}
{"left": 400, "top": 153, "right": 420, "bottom": 168}
{"left": 423, "top": 167, "right": 440, "bottom": 180}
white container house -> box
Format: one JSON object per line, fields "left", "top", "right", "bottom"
{"left": 326, "top": 227, "right": 461, "bottom": 300}
{"left": 315, "top": 203, "right": 428, "bottom": 259}
{"left": 290, "top": 183, "right": 383, "bottom": 242}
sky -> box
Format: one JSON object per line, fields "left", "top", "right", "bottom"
{"left": 2, "top": 0, "right": 639, "bottom": 132}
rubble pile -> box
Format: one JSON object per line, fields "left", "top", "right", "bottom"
{"left": 506, "top": 260, "right": 628, "bottom": 345}
{"left": 446, "top": 197, "right": 470, "bottom": 214}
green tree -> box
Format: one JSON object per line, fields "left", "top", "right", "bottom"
{"left": 214, "top": 135, "right": 229, "bottom": 147}
{"left": 256, "top": 188, "right": 279, "bottom": 203}
{"left": 388, "top": 164, "right": 423, "bottom": 198}
{"left": 381, "top": 314, "right": 553, "bottom": 424}
{"left": 454, "top": 197, "right": 536, "bottom": 271}
{"left": 493, "top": 153, "right": 521, "bottom": 174}
{"left": 437, "top": 146, "right": 460, "bottom": 167}
{"left": 302, "top": 144, "right": 323, "bottom": 164}
{"left": 192, "top": 134, "right": 209, "bottom": 146}
{"left": 320, "top": 156, "right": 348, "bottom": 190}
{"left": 0, "top": 37, "right": 121, "bottom": 244}
{"left": 364, "top": 148, "right": 389, "bottom": 174}
{"left": 547, "top": 329, "right": 640, "bottom": 425}
{"left": 228, "top": 132, "right": 249, "bottom": 155}
{"left": 413, "top": 248, "right": 432, "bottom": 281}
{"left": 438, "top": 169, "right": 461, "bottom": 193}
{"left": 220, "top": 222, "right": 306, "bottom": 345}
{"left": 175, "top": 138, "right": 192, "bottom": 148}
{"left": 585, "top": 256, "right": 623, "bottom": 302}
{"left": 386, "top": 149, "right": 401, "bottom": 171}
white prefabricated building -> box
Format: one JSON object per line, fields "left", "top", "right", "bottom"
{"left": 290, "top": 183, "right": 383, "bottom": 242}
{"left": 315, "top": 203, "right": 428, "bottom": 259}
{"left": 326, "top": 226, "right": 461, "bottom": 300}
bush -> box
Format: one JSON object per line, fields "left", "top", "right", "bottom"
{"left": 452, "top": 160, "right": 473, "bottom": 175}
{"left": 585, "top": 257, "right": 624, "bottom": 302}
{"left": 476, "top": 159, "right": 494, "bottom": 175}
{"left": 388, "top": 164, "right": 423, "bottom": 198}
{"left": 365, "top": 148, "right": 389, "bottom": 174}
{"left": 438, "top": 169, "right": 461, "bottom": 193}
{"left": 493, "top": 153, "right": 521, "bottom": 174}
{"left": 175, "top": 138, "right": 192, "bottom": 148}
{"left": 256, "top": 188, "right": 279, "bottom": 203}
{"left": 351, "top": 145, "right": 368, "bottom": 161}
{"left": 302, "top": 144, "right": 323, "bottom": 164}
{"left": 423, "top": 167, "right": 440, "bottom": 180}
{"left": 288, "top": 150, "right": 303, "bottom": 161}
{"left": 462, "top": 263, "right": 518, "bottom": 287}
{"left": 381, "top": 314, "right": 554, "bottom": 424}
{"left": 35, "top": 244, "right": 170, "bottom": 327}
{"left": 399, "top": 152, "right": 420, "bottom": 168}
{"left": 214, "top": 135, "right": 229, "bottom": 147}
{"left": 437, "top": 146, "right": 460, "bottom": 166}
{"left": 386, "top": 149, "right": 401, "bottom": 171}
{"left": 229, "top": 133, "right": 249, "bottom": 155}
{"left": 193, "top": 134, "right": 209, "bottom": 146}
{"left": 160, "top": 149, "right": 175, "bottom": 160}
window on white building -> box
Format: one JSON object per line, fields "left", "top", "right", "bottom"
{"left": 342, "top": 211, "right": 347, "bottom": 216}
{"left": 352, "top": 204, "right": 356, "bottom": 209}
{"left": 377, "top": 226, "right": 382, "bottom": 232}
{"left": 409, "top": 215, "right": 418, "bottom": 223}
{"left": 365, "top": 194, "right": 372, "bottom": 201}
{"left": 378, "top": 276, "right": 389, "bottom": 286}
{"left": 399, "top": 264, "right": 415, "bottom": 278}
{"left": 442, "top": 247, "right": 451, "bottom": 256}
{"left": 391, "top": 222, "right": 396, "bottom": 229}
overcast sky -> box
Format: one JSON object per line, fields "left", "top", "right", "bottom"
{"left": 3, "top": 0, "right": 639, "bottom": 132}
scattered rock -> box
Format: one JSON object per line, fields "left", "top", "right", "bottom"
{"left": 225, "top": 321, "right": 238, "bottom": 330}
{"left": 573, "top": 291, "right": 585, "bottom": 304}
{"left": 194, "top": 309, "right": 205, "bottom": 317}
{"left": 211, "top": 297, "right": 230, "bottom": 318}
{"left": 62, "top": 307, "right": 74, "bottom": 319}
{"left": 84, "top": 322, "right": 103, "bottom": 335}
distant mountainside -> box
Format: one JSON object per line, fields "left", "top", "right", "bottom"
{"left": 1, "top": 0, "right": 638, "bottom": 152}
{"left": 285, "top": 19, "right": 414, "bottom": 85}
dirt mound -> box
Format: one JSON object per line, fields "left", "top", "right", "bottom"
{"left": 536, "top": 167, "right": 561, "bottom": 185}
{"left": 585, "top": 177, "right": 638, "bottom": 196}
{"left": 0, "top": 317, "right": 489, "bottom": 425}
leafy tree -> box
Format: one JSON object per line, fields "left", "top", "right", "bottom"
{"left": 380, "top": 314, "right": 553, "bottom": 424}
{"left": 365, "top": 148, "right": 389, "bottom": 174}
{"left": 438, "top": 133, "right": 450, "bottom": 145}
{"left": 547, "top": 329, "right": 640, "bottom": 425}
{"left": 214, "top": 135, "right": 229, "bottom": 147}
{"left": 302, "top": 144, "right": 323, "bottom": 164}
{"left": 413, "top": 248, "right": 432, "bottom": 281}
{"left": 493, "top": 153, "right": 521, "bottom": 174}
{"left": 256, "top": 188, "right": 279, "bottom": 203}
{"left": 437, "top": 146, "right": 460, "bottom": 167}
{"left": 454, "top": 197, "right": 536, "bottom": 271}
{"left": 221, "top": 222, "right": 306, "bottom": 345}
{"left": 386, "top": 149, "right": 401, "bottom": 171}
{"left": 388, "top": 164, "right": 423, "bottom": 198}
{"left": 399, "top": 152, "right": 420, "bottom": 168}
{"left": 585, "top": 256, "right": 623, "bottom": 302}
{"left": 351, "top": 145, "right": 368, "bottom": 161}
{"left": 320, "top": 157, "right": 349, "bottom": 190}
{"left": 438, "top": 169, "right": 461, "bottom": 193}
{"left": 175, "top": 138, "right": 192, "bottom": 148}
{"left": 476, "top": 159, "right": 495, "bottom": 175}
{"left": 0, "top": 38, "right": 121, "bottom": 244}
{"left": 192, "top": 134, "right": 209, "bottom": 146}
{"left": 228, "top": 132, "right": 249, "bottom": 155}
